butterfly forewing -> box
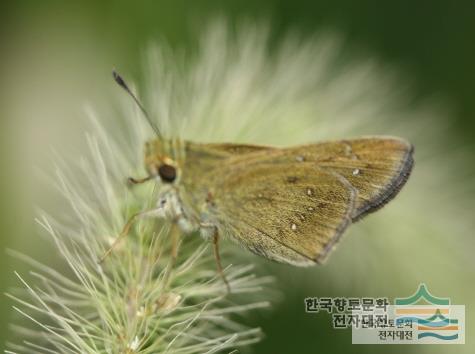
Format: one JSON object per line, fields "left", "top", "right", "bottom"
{"left": 195, "top": 137, "right": 413, "bottom": 220}
{"left": 284, "top": 138, "right": 414, "bottom": 219}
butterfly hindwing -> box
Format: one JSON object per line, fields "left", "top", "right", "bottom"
{"left": 210, "top": 162, "right": 357, "bottom": 265}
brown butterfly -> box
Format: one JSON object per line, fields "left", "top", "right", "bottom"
{"left": 102, "top": 71, "right": 414, "bottom": 291}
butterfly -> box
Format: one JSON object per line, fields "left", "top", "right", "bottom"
{"left": 102, "top": 71, "right": 414, "bottom": 291}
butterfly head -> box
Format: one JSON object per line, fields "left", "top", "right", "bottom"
{"left": 112, "top": 71, "right": 180, "bottom": 186}
{"left": 144, "top": 139, "right": 179, "bottom": 184}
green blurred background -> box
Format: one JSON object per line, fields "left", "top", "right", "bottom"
{"left": 1, "top": 0, "right": 474, "bottom": 353}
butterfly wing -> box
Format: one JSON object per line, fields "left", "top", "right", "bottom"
{"left": 283, "top": 137, "right": 414, "bottom": 220}
{"left": 180, "top": 142, "right": 276, "bottom": 210}
{"left": 210, "top": 162, "right": 357, "bottom": 265}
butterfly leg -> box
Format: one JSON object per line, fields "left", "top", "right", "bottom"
{"left": 200, "top": 223, "right": 231, "bottom": 293}
{"left": 160, "top": 222, "right": 181, "bottom": 292}
{"left": 212, "top": 229, "right": 231, "bottom": 294}
{"left": 98, "top": 208, "right": 162, "bottom": 263}
{"left": 127, "top": 175, "right": 153, "bottom": 186}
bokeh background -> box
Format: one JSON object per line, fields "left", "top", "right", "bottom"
{"left": 1, "top": 1, "right": 474, "bottom": 353}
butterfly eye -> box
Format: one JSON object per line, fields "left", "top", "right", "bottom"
{"left": 158, "top": 164, "right": 177, "bottom": 183}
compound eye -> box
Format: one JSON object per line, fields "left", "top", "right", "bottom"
{"left": 158, "top": 164, "right": 177, "bottom": 183}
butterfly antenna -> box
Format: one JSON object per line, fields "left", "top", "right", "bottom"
{"left": 112, "top": 70, "right": 162, "bottom": 138}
